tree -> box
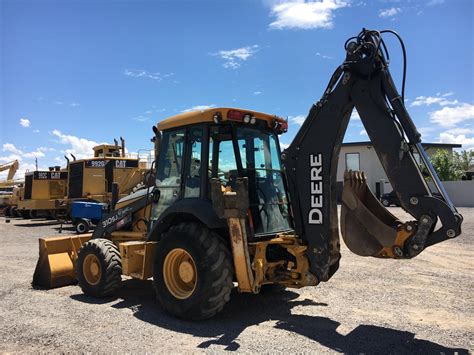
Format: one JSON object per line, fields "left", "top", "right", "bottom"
{"left": 428, "top": 149, "right": 464, "bottom": 181}
{"left": 457, "top": 150, "right": 474, "bottom": 172}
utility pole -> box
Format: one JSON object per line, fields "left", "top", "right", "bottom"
{"left": 35, "top": 157, "right": 38, "bottom": 171}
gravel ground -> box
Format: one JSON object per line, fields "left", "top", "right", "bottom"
{"left": 0, "top": 208, "right": 472, "bottom": 353}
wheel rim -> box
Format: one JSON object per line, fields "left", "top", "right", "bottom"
{"left": 83, "top": 254, "right": 102, "bottom": 286}
{"left": 163, "top": 248, "right": 197, "bottom": 300}
{"left": 77, "top": 223, "right": 86, "bottom": 233}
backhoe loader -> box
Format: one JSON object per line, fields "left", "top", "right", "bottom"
{"left": 33, "top": 29, "right": 462, "bottom": 320}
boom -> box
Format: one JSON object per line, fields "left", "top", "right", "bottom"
{"left": 0, "top": 160, "right": 19, "bottom": 181}
{"left": 282, "top": 29, "right": 463, "bottom": 283}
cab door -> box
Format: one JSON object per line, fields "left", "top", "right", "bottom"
{"left": 153, "top": 129, "right": 185, "bottom": 217}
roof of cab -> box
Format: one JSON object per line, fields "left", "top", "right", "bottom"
{"left": 156, "top": 107, "right": 285, "bottom": 131}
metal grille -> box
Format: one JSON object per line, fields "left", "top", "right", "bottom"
{"left": 68, "top": 162, "right": 83, "bottom": 198}
{"left": 24, "top": 174, "right": 33, "bottom": 200}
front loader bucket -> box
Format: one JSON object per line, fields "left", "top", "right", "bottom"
{"left": 341, "top": 171, "right": 412, "bottom": 258}
{"left": 32, "top": 234, "right": 92, "bottom": 288}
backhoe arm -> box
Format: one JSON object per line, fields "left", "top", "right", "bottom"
{"left": 282, "top": 29, "right": 463, "bottom": 284}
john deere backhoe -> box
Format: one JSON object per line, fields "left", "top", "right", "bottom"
{"left": 33, "top": 29, "right": 462, "bottom": 320}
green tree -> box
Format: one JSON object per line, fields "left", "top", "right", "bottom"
{"left": 428, "top": 149, "right": 464, "bottom": 181}
{"left": 456, "top": 149, "right": 474, "bottom": 172}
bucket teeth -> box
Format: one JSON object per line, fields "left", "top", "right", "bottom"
{"left": 341, "top": 170, "right": 408, "bottom": 257}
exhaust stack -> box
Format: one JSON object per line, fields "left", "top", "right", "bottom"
{"left": 120, "top": 137, "right": 126, "bottom": 157}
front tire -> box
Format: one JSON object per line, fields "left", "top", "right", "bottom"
{"left": 76, "top": 239, "right": 122, "bottom": 297}
{"left": 153, "top": 223, "right": 234, "bottom": 320}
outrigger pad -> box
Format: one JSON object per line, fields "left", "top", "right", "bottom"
{"left": 340, "top": 171, "right": 401, "bottom": 257}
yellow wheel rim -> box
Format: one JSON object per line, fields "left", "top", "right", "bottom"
{"left": 163, "top": 248, "right": 197, "bottom": 299}
{"left": 83, "top": 254, "right": 102, "bottom": 286}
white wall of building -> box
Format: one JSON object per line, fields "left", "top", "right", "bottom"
{"left": 336, "top": 144, "right": 472, "bottom": 207}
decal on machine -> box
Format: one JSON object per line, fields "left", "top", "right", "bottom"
{"left": 308, "top": 153, "right": 323, "bottom": 224}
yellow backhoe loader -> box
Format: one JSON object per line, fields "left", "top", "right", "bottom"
{"left": 33, "top": 29, "right": 462, "bottom": 320}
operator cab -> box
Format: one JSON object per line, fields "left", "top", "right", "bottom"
{"left": 153, "top": 107, "right": 292, "bottom": 238}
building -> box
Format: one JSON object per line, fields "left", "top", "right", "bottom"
{"left": 336, "top": 141, "right": 462, "bottom": 196}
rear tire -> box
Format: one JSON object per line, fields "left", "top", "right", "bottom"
{"left": 27, "top": 210, "right": 37, "bottom": 219}
{"left": 4, "top": 207, "right": 11, "bottom": 217}
{"left": 153, "top": 223, "right": 234, "bottom": 320}
{"left": 75, "top": 219, "right": 91, "bottom": 234}
{"left": 381, "top": 199, "right": 390, "bottom": 207}
{"left": 12, "top": 207, "right": 20, "bottom": 218}
{"left": 76, "top": 239, "right": 122, "bottom": 297}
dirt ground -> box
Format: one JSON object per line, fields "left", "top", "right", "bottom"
{"left": 0, "top": 208, "right": 472, "bottom": 353}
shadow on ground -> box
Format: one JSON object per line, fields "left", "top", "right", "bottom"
{"left": 71, "top": 279, "right": 468, "bottom": 353}
{"left": 13, "top": 219, "right": 61, "bottom": 227}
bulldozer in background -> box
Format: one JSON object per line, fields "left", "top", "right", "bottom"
{"left": 33, "top": 29, "right": 463, "bottom": 320}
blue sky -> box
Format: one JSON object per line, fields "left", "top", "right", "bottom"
{"left": 1, "top": 0, "right": 473, "bottom": 178}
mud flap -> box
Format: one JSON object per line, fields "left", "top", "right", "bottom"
{"left": 32, "top": 234, "right": 92, "bottom": 288}
{"left": 341, "top": 171, "right": 414, "bottom": 258}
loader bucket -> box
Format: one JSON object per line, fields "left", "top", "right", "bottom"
{"left": 341, "top": 171, "right": 405, "bottom": 257}
{"left": 32, "top": 234, "right": 92, "bottom": 288}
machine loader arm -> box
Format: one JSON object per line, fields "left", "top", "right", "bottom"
{"left": 0, "top": 160, "right": 19, "bottom": 181}
{"left": 282, "top": 29, "right": 463, "bottom": 284}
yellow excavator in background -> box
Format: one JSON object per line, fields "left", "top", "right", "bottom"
{"left": 0, "top": 160, "right": 20, "bottom": 213}
{"left": 33, "top": 29, "right": 463, "bottom": 320}
{"left": 0, "top": 160, "right": 19, "bottom": 182}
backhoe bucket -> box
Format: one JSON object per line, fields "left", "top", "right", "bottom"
{"left": 340, "top": 171, "right": 409, "bottom": 258}
{"left": 32, "top": 234, "right": 92, "bottom": 288}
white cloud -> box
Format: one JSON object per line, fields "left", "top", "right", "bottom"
{"left": 70, "top": 102, "right": 80, "bottom": 107}
{"left": 269, "top": 0, "right": 348, "bottom": 30}
{"left": 289, "top": 114, "right": 306, "bottom": 126}
{"left": 379, "top": 7, "right": 401, "bottom": 18}
{"left": 439, "top": 133, "right": 474, "bottom": 151}
{"left": 55, "top": 101, "right": 63, "bottom": 105}
{"left": 254, "top": 91, "right": 262, "bottom": 95}
{"left": 316, "top": 52, "right": 333, "bottom": 59}
{"left": 360, "top": 129, "right": 368, "bottom": 136}
{"left": 52, "top": 130, "right": 100, "bottom": 159}
{"left": 214, "top": 45, "right": 259, "bottom": 69}
{"left": 418, "top": 126, "right": 437, "bottom": 138}
{"left": 1, "top": 143, "right": 46, "bottom": 160}
{"left": 181, "top": 105, "right": 216, "bottom": 113}
{"left": 33, "top": 129, "right": 40, "bottom": 133}
{"left": 442, "top": 91, "right": 454, "bottom": 97}
{"left": 19, "top": 118, "right": 30, "bottom": 127}
{"left": 280, "top": 142, "right": 290, "bottom": 149}
{"left": 410, "top": 94, "right": 459, "bottom": 107}
{"left": 427, "top": 0, "right": 444, "bottom": 5}
{"left": 429, "top": 103, "right": 474, "bottom": 127}
{"left": 350, "top": 109, "right": 360, "bottom": 120}
{"left": 132, "top": 116, "right": 151, "bottom": 122}
{"left": 123, "top": 69, "right": 173, "bottom": 81}
{"left": 443, "top": 127, "right": 474, "bottom": 135}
